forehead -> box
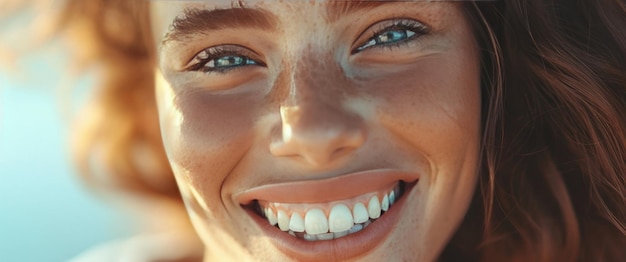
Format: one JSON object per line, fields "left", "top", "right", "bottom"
{"left": 150, "top": 0, "right": 457, "bottom": 44}
{"left": 151, "top": 0, "right": 452, "bottom": 19}
{"left": 153, "top": 0, "right": 396, "bottom": 17}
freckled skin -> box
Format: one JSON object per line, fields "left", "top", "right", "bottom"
{"left": 153, "top": 1, "right": 481, "bottom": 261}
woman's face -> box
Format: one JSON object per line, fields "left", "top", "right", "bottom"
{"left": 152, "top": 1, "right": 481, "bottom": 261}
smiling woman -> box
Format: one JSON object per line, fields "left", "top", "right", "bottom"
{"left": 152, "top": 1, "right": 480, "bottom": 261}
{"left": 59, "top": 0, "right": 626, "bottom": 261}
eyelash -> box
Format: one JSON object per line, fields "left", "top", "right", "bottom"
{"left": 353, "top": 19, "right": 429, "bottom": 54}
{"left": 187, "top": 19, "right": 429, "bottom": 74}
{"left": 188, "top": 46, "right": 265, "bottom": 74}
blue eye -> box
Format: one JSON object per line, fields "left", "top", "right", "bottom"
{"left": 357, "top": 30, "right": 416, "bottom": 51}
{"left": 207, "top": 55, "right": 258, "bottom": 70}
{"left": 354, "top": 19, "right": 429, "bottom": 53}
{"left": 189, "top": 46, "right": 264, "bottom": 73}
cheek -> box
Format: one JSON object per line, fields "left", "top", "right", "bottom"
{"left": 367, "top": 53, "right": 481, "bottom": 164}
{"left": 362, "top": 45, "right": 481, "bottom": 256}
{"left": 160, "top": 89, "right": 261, "bottom": 217}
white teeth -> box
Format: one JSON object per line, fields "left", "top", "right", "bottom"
{"left": 266, "top": 208, "right": 277, "bottom": 226}
{"left": 304, "top": 209, "right": 328, "bottom": 235}
{"left": 352, "top": 202, "right": 369, "bottom": 223}
{"left": 299, "top": 229, "right": 354, "bottom": 242}
{"left": 381, "top": 194, "right": 389, "bottom": 212}
{"left": 348, "top": 223, "right": 363, "bottom": 234}
{"left": 316, "top": 232, "right": 334, "bottom": 241}
{"left": 329, "top": 204, "right": 354, "bottom": 233}
{"left": 303, "top": 234, "right": 317, "bottom": 241}
{"left": 260, "top": 183, "right": 404, "bottom": 241}
{"left": 368, "top": 196, "right": 381, "bottom": 219}
{"left": 288, "top": 212, "right": 305, "bottom": 232}
{"left": 277, "top": 210, "right": 290, "bottom": 231}
{"left": 333, "top": 230, "right": 348, "bottom": 238}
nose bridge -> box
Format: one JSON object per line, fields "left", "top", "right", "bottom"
{"left": 283, "top": 48, "right": 354, "bottom": 137}
{"left": 270, "top": 49, "right": 366, "bottom": 167}
{"left": 286, "top": 49, "right": 344, "bottom": 108}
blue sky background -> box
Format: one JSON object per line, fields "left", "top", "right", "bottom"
{"left": 0, "top": 37, "right": 131, "bottom": 262}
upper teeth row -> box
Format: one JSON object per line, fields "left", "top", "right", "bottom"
{"left": 262, "top": 187, "right": 399, "bottom": 235}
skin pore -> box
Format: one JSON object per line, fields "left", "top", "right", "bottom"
{"left": 151, "top": 1, "right": 481, "bottom": 261}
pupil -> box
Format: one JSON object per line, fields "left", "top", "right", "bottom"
{"left": 378, "top": 30, "right": 406, "bottom": 44}
{"left": 217, "top": 56, "right": 244, "bottom": 67}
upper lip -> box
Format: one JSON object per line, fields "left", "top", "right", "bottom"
{"left": 234, "top": 169, "right": 420, "bottom": 205}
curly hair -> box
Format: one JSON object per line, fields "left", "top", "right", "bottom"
{"left": 59, "top": 0, "right": 626, "bottom": 261}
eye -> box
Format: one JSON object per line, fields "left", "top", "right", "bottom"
{"left": 353, "top": 19, "right": 429, "bottom": 54}
{"left": 187, "top": 45, "right": 265, "bottom": 73}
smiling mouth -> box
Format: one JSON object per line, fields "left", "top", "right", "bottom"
{"left": 235, "top": 170, "right": 420, "bottom": 260}
{"left": 249, "top": 181, "right": 405, "bottom": 241}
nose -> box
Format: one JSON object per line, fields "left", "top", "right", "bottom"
{"left": 269, "top": 62, "right": 366, "bottom": 167}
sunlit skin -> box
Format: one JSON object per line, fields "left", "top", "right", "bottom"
{"left": 152, "top": 1, "right": 481, "bottom": 261}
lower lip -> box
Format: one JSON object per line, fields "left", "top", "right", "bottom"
{"left": 244, "top": 182, "right": 416, "bottom": 261}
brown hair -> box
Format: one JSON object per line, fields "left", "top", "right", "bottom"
{"left": 59, "top": 0, "right": 188, "bottom": 231}
{"left": 443, "top": 1, "right": 626, "bottom": 261}
{"left": 59, "top": 0, "right": 626, "bottom": 261}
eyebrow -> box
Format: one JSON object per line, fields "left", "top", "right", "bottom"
{"left": 163, "top": 4, "right": 277, "bottom": 44}
{"left": 162, "top": 0, "right": 394, "bottom": 44}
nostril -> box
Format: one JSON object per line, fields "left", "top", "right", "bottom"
{"left": 280, "top": 137, "right": 362, "bottom": 166}
{"left": 330, "top": 147, "right": 356, "bottom": 161}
